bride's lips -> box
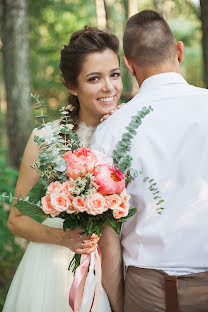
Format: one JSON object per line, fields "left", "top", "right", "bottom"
{"left": 97, "top": 95, "right": 116, "bottom": 105}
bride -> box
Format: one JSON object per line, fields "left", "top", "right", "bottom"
{"left": 3, "top": 26, "right": 123, "bottom": 312}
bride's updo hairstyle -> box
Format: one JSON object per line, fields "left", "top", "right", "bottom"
{"left": 60, "top": 26, "right": 120, "bottom": 129}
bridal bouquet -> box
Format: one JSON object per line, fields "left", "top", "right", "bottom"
{"left": 40, "top": 146, "right": 133, "bottom": 271}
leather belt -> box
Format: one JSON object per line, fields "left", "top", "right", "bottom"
{"left": 164, "top": 274, "right": 180, "bottom": 312}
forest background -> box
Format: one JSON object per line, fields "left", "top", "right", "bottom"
{"left": 0, "top": 0, "right": 207, "bottom": 308}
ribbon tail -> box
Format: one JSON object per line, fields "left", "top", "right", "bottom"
{"left": 90, "top": 247, "right": 103, "bottom": 312}
{"left": 69, "top": 254, "right": 91, "bottom": 312}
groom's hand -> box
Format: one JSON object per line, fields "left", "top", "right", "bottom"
{"left": 100, "top": 103, "right": 125, "bottom": 123}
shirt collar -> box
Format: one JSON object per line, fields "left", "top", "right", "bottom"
{"left": 138, "top": 72, "right": 188, "bottom": 94}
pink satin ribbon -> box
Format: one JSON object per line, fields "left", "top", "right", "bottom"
{"left": 69, "top": 254, "right": 91, "bottom": 312}
{"left": 69, "top": 248, "right": 103, "bottom": 312}
{"left": 91, "top": 248, "right": 103, "bottom": 311}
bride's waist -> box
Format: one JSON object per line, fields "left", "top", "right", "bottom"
{"left": 42, "top": 217, "right": 64, "bottom": 229}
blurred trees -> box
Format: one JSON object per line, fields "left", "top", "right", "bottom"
{"left": 200, "top": 0, "right": 208, "bottom": 88}
{"left": 0, "top": 0, "right": 207, "bottom": 169}
{"left": 95, "top": 0, "right": 107, "bottom": 28}
{"left": 0, "top": 0, "right": 32, "bottom": 168}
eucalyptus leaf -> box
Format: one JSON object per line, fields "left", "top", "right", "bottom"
{"left": 15, "top": 199, "right": 46, "bottom": 217}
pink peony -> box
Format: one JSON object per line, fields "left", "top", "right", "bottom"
{"left": 85, "top": 193, "right": 108, "bottom": 215}
{"left": 94, "top": 165, "right": 125, "bottom": 195}
{"left": 105, "top": 194, "right": 122, "bottom": 210}
{"left": 72, "top": 196, "right": 86, "bottom": 213}
{"left": 50, "top": 192, "right": 70, "bottom": 212}
{"left": 41, "top": 195, "right": 60, "bottom": 217}
{"left": 63, "top": 148, "right": 97, "bottom": 179}
{"left": 47, "top": 181, "right": 62, "bottom": 195}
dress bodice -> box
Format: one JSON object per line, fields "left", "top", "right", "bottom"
{"left": 76, "top": 121, "right": 96, "bottom": 148}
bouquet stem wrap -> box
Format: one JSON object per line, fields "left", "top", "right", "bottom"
{"left": 69, "top": 248, "right": 103, "bottom": 312}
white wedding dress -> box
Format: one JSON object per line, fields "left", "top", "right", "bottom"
{"left": 3, "top": 122, "right": 112, "bottom": 312}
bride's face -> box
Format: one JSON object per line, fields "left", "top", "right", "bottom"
{"left": 73, "top": 48, "right": 123, "bottom": 125}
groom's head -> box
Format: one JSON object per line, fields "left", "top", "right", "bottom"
{"left": 123, "top": 10, "right": 183, "bottom": 85}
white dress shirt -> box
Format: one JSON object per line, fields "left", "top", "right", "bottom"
{"left": 91, "top": 72, "right": 208, "bottom": 275}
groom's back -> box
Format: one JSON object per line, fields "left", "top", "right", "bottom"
{"left": 91, "top": 72, "right": 208, "bottom": 275}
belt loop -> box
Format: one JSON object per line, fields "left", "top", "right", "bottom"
{"left": 164, "top": 275, "right": 180, "bottom": 312}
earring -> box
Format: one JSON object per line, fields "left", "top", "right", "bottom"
{"left": 74, "top": 92, "right": 77, "bottom": 96}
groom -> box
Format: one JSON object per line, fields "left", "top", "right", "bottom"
{"left": 91, "top": 10, "right": 208, "bottom": 312}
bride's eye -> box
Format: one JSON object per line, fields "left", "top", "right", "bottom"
{"left": 88, "top": 76, "right": 100, "bottom": 82}
{"left": 111, "top": 72, "right": 121, "bottom": 79}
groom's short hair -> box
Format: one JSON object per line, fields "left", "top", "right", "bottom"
{"left": 123, "top": 10, "right": 177, "bottom": 66}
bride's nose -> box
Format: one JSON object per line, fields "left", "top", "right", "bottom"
{"left": 102, "top": 78, "right": 114, "bottom": 92}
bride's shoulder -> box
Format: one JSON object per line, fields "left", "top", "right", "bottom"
{"left": 32, "top": 119, "right": 61, "bottom": 138}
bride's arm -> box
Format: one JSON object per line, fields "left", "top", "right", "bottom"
{"left": 99, "top": 225, "right": 124, "bottom": 312}
{"left": 8, "top": 130, "right": 98, "bottom": 253}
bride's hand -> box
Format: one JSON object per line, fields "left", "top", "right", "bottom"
{"left": 62, "top": 228, "right": 99, "bottom": 254}
{"left": 100, "top": 103, "right": 125, "bottom": 123}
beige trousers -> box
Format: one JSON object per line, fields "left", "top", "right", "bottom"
{"left": 124, "top": 266, "right": 208, "bottom": 312}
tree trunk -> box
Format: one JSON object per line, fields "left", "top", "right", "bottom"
{"left": 128, "top": 0, "right": 137, "bottom": 18}
{"left": 0, "top": 0, "right": 32, "bottom": 168}
{"left": 95, "top": 0, "right": 107, "bottom": 29}
{"left": 200, "top": 0, "right": 208, "bottom": 88}
{"left": 153, "top": 0, "right": 162, "bottom": 11}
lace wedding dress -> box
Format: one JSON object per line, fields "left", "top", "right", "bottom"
{"left": 3, "top": 122, "right": 112, "bottom": 312}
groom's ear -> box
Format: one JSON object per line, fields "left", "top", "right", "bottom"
{"left": 123, "top": 56, "right": 136, "bottom": 77}
{"left": 176, "top": 41, "right": 184, "bottom": 64}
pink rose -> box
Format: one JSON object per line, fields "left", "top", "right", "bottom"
{"left": 50, "top": 193, "right": 70, "bottom": 212}
{"left": 112, "top": 189, "right": 130, "bottom": 219}
{"left": 62, "top": 180, "right": 73, "bottom": 196}
{"left": 94, "top": 165, "right": 125, "bottom": 195}
{"left": 72, "top": 196, "right": 86, "bottom": 213}
{"left": 105, "top": 194, "right": 122, "bottom": 210}
{"left": 85, "top": 193, "right": 108, "bottom": 215}
{"left": 120, "top": 189, "right": 130, "bottom": 204}
{"left": 47, "top": 181, "right": 62, "bottom": 195}
{"left": 41, "top": 195, "right": 60, "bottom": 217}
{"left": 113, "top": 206, "right": 129, "bottom": 219}
{"left": 63, "top": 148, "right": 97, "bottom": 179}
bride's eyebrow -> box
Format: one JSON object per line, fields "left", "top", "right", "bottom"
{"left": 86, "top": 72, "right": 100, "bottom": 77}
{"left": 85, "top": 68, "right": 120, "bottom": 77}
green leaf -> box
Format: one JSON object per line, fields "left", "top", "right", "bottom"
{"left": 119, "top": 208, "right": 137, "bottom": 221}
{"left": 107, "top": 218, "right": 120, "bottom": 234}
{"left": 28, "top": 182, "right": 47, "bottom": 203}
{"left": 15, "top": 199, "right": 46, "bottom": 217}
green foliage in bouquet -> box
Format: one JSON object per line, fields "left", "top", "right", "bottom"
{"left": 112, "top": 106, "right": 153, "bottom": 173}
{"left": 62, "top": 207, "right": 137, "bottom": 237}
{"left": 62, "top": 207, "right": 136, "bottom": 273}
{"left": 0, "top": 182, "right": 47, "bottom": 218}
{"left": 32, "top": 95, "right": 80, "bottom": 184}
{"left": 112, "top": 106, "right": 164, "bottom": 214}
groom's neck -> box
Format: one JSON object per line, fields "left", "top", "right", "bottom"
{"left": 134, "top": 62, "right": 181, "bottom": 87}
